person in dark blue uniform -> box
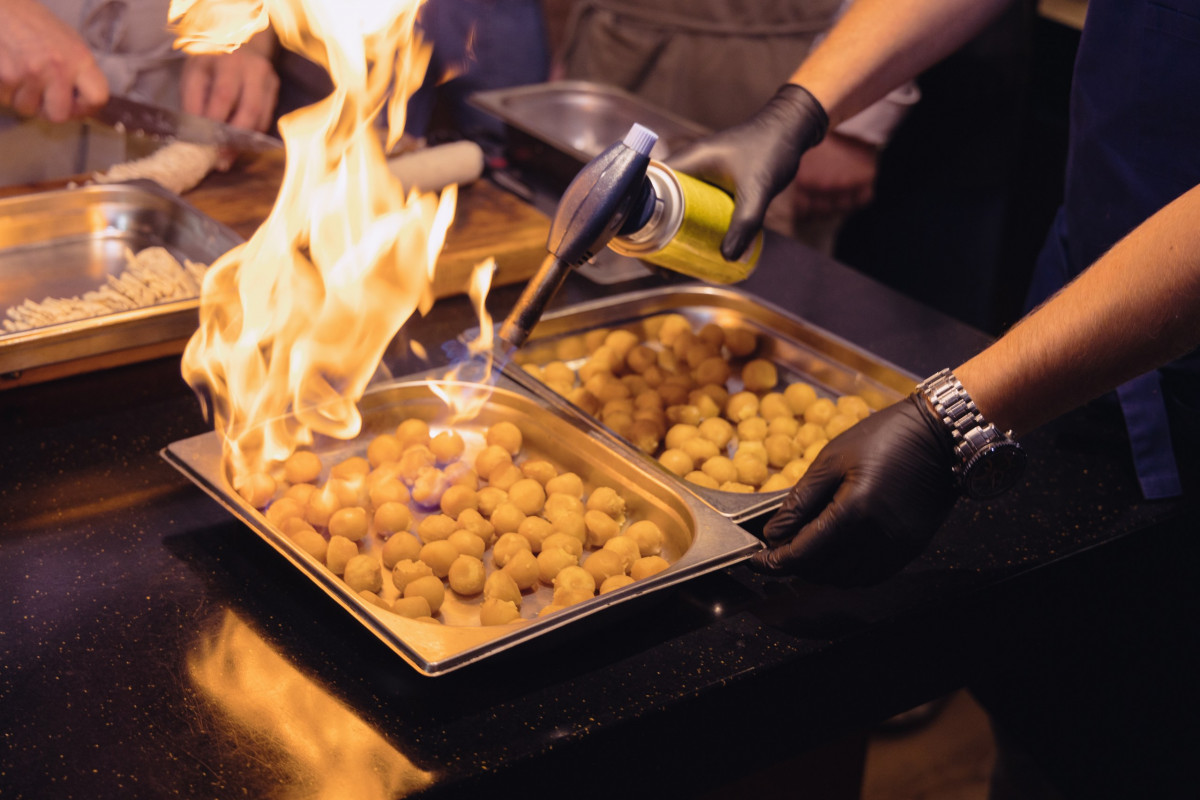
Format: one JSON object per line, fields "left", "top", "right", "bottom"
{"left": 671, "top": 0, "right": 1200, "bottom": 796}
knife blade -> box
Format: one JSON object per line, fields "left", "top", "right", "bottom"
{"left": 90, "top": 95, "right": 283, "bottom": 152}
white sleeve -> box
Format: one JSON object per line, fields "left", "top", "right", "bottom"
{"left": 833, "top": 82, "right": 921, "bottom": 147}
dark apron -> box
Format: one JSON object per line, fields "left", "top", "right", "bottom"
{"left": 1025, "top": 0, "right": 1200, "bottom": 499}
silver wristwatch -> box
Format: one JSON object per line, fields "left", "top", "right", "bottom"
{"left": 918, "top": 368, "right": 1026, "bottom": 499}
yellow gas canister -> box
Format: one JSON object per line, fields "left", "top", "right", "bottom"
{"left": 609, "top": 162, "right": 762, "bottom": 283}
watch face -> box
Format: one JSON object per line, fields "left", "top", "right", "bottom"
{"left": 962, "top": 441, "right": 1027, "bottom": 499}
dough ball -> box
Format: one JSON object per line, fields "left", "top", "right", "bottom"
{"left": 543, "top": 493, "right": 584, "bottom": 521}
{"left": 305, "top": 486, "right": 342, "bottom": 528}
{"left": 685, "top": 470, "right": 721, "bottom": 489}
{"left": 369, "top": 478, "right": 410, "bottom": 509}
{"left": 758, "top": 392, "right": 792, "bottom": 421}
{"left": 493, "top": 531, "right": 532, "bottom": 567}
{"left": 479, "top": 597, "right": 522, "bottom": 626}
{"left": 290, "top": 527, "right": 328, "bottom": 561}
{"left": 781, "top": 459, "right": 812, "bottom": 483}
{"left": 825, "top": 413, "right": 858, "bottom": 439}
{"left": 664, "top": 423, "right": 701, "bottom": 451}
{"left": 266, "top": 497, "right": 306, "bottom": 528}
{"left": 326, "top": 535, "right": 359, "bottom": 575}
{"left": 764, "top": 433, "right": 798, "bottom": 468}
{"left": 631, "top": 555, "right": 670, "bottom": 580}
{"left": 391, "top": 558, "right": 434, "bottom": 593}
{"left": 358, "top": 590, "right": 390, "bottom": 611}
{"left": 656, "top": 313, "right": 693, "bottom": 347}
{"left": 447, "top": 554, "right": 486, "bottom": 595}
{"left": 391, "top": 595, "right": 432, "bottom": 619}
{"left": 439, "top": 484, "right": 479, "bottom": 519}
{"left": 474, "top": 445, "right": 513, "bottom": 480}
{"left": 417, "top": 513, "right": 459, "bottom": 542}
{"left": 397, "top": 446, "right": 436, "bottom": 484}
{"left": 719, "top": 481, "right": 756, "bottom": 493}
{"left": 425, "top": 430, "right": 462, "bottom": 465}
{"left": 328, "top": 506, "right": 369, "bottom": 542}
{"left": 803, "top": 397, "right": 837, "bottom": 427}
{"left": 476, "top": 486, "right": 508, "bottom": 517}
{"left": 784, "top": 382, "right": 819, "bottom": 415}
{"left": 419, "top": 540, "right": 459, "bottom": 578}
{"left": 680, "top": 436, "right": 721, "bottom": 465}
{"left": 733, "top": 453, "right": 769, "bottom": 486}
{"left": 236, "top": 472, "right": 276, "bottom": 509}
{"left": 330, "top": 456, "right": 370, "bottom": 481}
{"left": 701, "top": 456, "right": 738, "bottom": 485}
{"left": 517, "top": 515, "right": 555, "bottom": 553}
{"left": 486, "top": 421, "right": 523, "bottom": 455}
{"left": 599, "top": 574, "right": 636, "bottom": 594}
{"left": 489, "top": 501, "right": 527, "bottom": 535}
{"left": 794, "top": 422, "right": 827, "bottom": 449}
{"left": 285, "top": 450, "right": 323, "bottom": 485}
{"left": 367, "top": 433, "right": 403, "bottom": 468}
{"left": 537, "top": 547, "right": 579, "bottom": 584}
{"left": 520, "top": 459, "right": 558, "bottom": 485}
{"left": 736, "top": 416, "right": 768, "bottom": 442}
{"left": 395, "top": 418, "right": 431, "bottom": 449}
{"left": 658, "top": 448, "right": 694, "bottom": 477}
{"left": 554, "top": 335, "right": 587, "bottom": 361}
{"left": 585, "top": 486, "right": 626, "bottom": 519}
{"left": 543, "top": 361, "right": 577, "bottom": 386}
{"left": 508, "top": 478, "right": 547, "bottom": 516}
{"left": 837, "top": 394, "right": 873, "bottom": 420}
{"left": 602, "top": 536, "right": 642, "bottom": 571}
{"left": 626, "top": 343, "right": 657, "bottom": 374}
{"left": 624, "top": 520, "right": 665, "bottom": 557}
{"left": 410, "top": 466, "right": 449, "bottom": 508}
{"left": 343, "top": 554, "right": 383, "bottom": 593}
{"left": 552, "top": 565, "right": 595, "bottom": 601}
{"left": 502, "top": 549, "right": 540, "bottom": 591}
{"left": 804, "top": 440, "right": 828, "bottom": 461}
{"left": 455, "top": 508, "right": 496, "bottom": 545}
{"left": 724, "top": 391, "right": 760, "bottom": 422}
{"left": 741, "top": 359, "right": 778, "bottom": 392}
{"left": 542, "top": 532, "right": 584, "bottom": 558}
{"left": 284, "top": 482, "right": 318, "bottom": 506}
{"left": 487, "top": 462, "right": 524, "bottom": 491}
{"left": 760, "top": 473, "right": 795, "bottom": 493}
{"left": 545, "top": 472, "right": 584, "bottom": 498}
{"left": 381, "top": 531, "right": 422, "bottom": 569}
{"left": 692, "top": 356, "right": 732, "bottom": 387}
{"left": 698, "top": 417, "right": 735, "bottom": 449}
{"left": 768, "top": 416, "right": 801, "bottom": 438}
{"left": 447, "top": 529, "right": 487, "bottom": 560}
{"left": 404, "top": 574, "right": 445, "bottom": 614}
{"left": 550, "top": 511, "right": 587, "bottom": 545}
{"left": 583, "top": 549, "right": 626, "bottom": 591}
{"left": 483, "top": 570, "right": 522, "bottom": 607}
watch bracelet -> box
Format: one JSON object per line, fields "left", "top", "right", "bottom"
{"left": 917, "top": 368, "right": 1008, "bottom": 477}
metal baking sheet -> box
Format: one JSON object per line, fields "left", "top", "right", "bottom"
{"left": 503, "top": 284, "right": 919, "bottom": 524}
{"left": 162, "top": 374, "right": 762, "bottom": 677}
{"left": 0, "top": 180, "right": 242, "bottom": 380}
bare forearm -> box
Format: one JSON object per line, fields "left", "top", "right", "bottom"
{"left": 958, "top": 184, "right": 1200, "bottom": 436}
{"left": 791, "top": 0, "right": 1013, "bottom": 125}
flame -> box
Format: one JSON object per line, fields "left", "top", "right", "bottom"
{"left": 176, "top": 0, "right": 480, "bottom": 482}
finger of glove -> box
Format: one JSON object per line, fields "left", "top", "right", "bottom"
{"left": 761, "top": 457, "right": 842, "bottom": 546}
{"left": 665, "top": 143, "right": 738, "bottom": 194}
{"left": 721, "top": 185, "right": 772, "bottom": 261}
{"left": 751, "top": 491, "right": 866, "bottom": 582}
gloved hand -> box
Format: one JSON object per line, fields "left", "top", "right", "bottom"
{"left": 750, "top": 394, "right": 960, "bottom": 587}
{"left": 667, "top": 83, "right": 829, "bottom": 260}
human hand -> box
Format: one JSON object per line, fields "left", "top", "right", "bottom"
{"left": 750, "top": 394, "right": 959, "bottom": 587}
{"left": 180, "top": 32, "right": 279, "bottom": 167}
{"left": 668, "top": 84, "right": 829, "bottom": 261}
{"left": 0, "top": 0, "right": 108, "bottom": 122}
{"left": 791, "top": 133, "right": 879, "bottom": 217}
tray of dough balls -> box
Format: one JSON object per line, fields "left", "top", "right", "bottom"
{"left": 161, "top": 373, "right": 763, "bottom": 676}
{"left": 505, "top": 284, "right": 919, "bottom": 524}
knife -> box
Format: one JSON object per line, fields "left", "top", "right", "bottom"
{"left": 90, "top": 94, "right": 283, "bottom": 152}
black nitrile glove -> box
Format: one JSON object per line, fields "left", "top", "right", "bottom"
{"left": 750, "top": 394, "right": 960, "bottom": 587}
{"left": 667, "top": 83, "right": 829, "bottom": 260}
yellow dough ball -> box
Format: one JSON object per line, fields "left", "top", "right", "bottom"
{"left": 784, "top": 382, "right": 819, "bottom": 415}
{"left": 680, "top": 436, "right": 721, "bottom": 465}
{"left": 490, "top": 501, "right": 527, "bottom": 535}
{"left": 343, "top": 554, "right": 383, "bottom": 593}
{"left": 605, "top": 328, "right": 641, "bottom": 362}
{"left": 545, "top": 472, "right": 584, "bottom": 498}
{"left": 474, "top": 445, "right": 513, "bottom": 480}
{"left": 692, "top": 356, "right": 732, "bottom": 387}
{"left": 768, "top": 416, "right": 801, "bottom": 438}
{"left": 602, "top": 536, "right": 642, "bottom": 571}
{"left": 369, "top": 478, "right": 411, "bottom": 510}
{"left": 325, "top": 477, "right": 367, "bottom": 509}
{"left": 391, "top": 596, "right": 432, "bottom": 619}
{"left": 825, "top": 413, "right": 858, "bottom": 440}
{"left": 758, "top": 392, "right": 793, "bottom": 421}
{"left": 381, "top": 531, "right": 422, "bottom": 569}
{"left": 719, "top": 481, "right": 756, "bottom": 493}
{"left": 543, "top": 492, "right": 585, "bottom": 521}
{"left": 404, "top": 574, "right": 445, "bottom": 614}
{"left": 476, "top": 486, "right": 508, "bottom": 517}
{"left": 685, "top": 470, "right": 721, "bottom": 489}
{"left": 701, "top": 456, "right": 739, "bottom": 485}
{"left": 537, "top": 547, "right": 579, "bottom": 584}
{"left": 741, "top": 359, "right": 778, "bottom": 392}
{"left": 328, "top": 506, "right": 369, "bottom": 542}
{"left": 395, "top": 418, "right": 431, "bottom": 449}
{"left": 722, "top": 326, "right": 758, "bottom": 358}
{"left": 485, "top": 421, "right": 523, "bottom": 455}
{"left": 725, "top": 391, "right": 760, "bottom": 422}
{"left": 698, "top": 417, "right": 735, "bottom": 449}
{"left": 290, "top": 527, "right": 328, "bottom": 562}
{"left": 285, "top": 450, "right": 323, "bottom": 485}
{"left": 391, "top": 558, "right": 434, "bottom": 594}
{"left": 543, "top": 360, "right": 576, "bottom": 386}
{"left": 447, "top": 529, "right": 487, "bottom": 560}
{"left": 439, "top": 484, "right": 479, "bottom": 519}
{"left": 764, "top": 433, "right": 798, "bottom": 469}
{"left": 624, "top": 519, "right": 665, "bottom": 557}
{"left": 367, "top": 433, "right": 403, "bottom": 468}
{"left": 664, "top": 423, "right": 701, "bottom": 451}
{"left": 781, "top": 459, "right": 811, "bottom": 483}
{"left": 330, "top": 456, "right": 370, "bottom": 481}
{"left": 358, "top": 590, "right": 390, "bottom": 612}
{"left": 492, "top": 531, "right": 532, "bottom": 567}
{"left": 517, "top": 515, "right": 555, "bottom": 553}
{"left": 585, "top": 486, "right": 626, "bottom": 519}
{"left": 733, "top": 453, "right": 769, "bottom": 486}
{"left": 555, "top": 334, "right": 588, "bottom": 361}
{"left": 483, "top": 570, "right": 523, "bottom": 607}
{"left": 625, "top": 344, "right": 658, "bottom": 374}
{"left": 542, "top": 532, "right": 585, "bottom": 558}
{"left": 507, "top": 478, "right": 547, "bottom": 516}
{"left": 397, "top": 446, "right": 436, "bottom": 485}
{"left": 583, "top": 549, "right": 626, "bottom": 591}
{"left": 631, "top": 555, "right": 670, "bottom": 580}
{"left": 417, "top": 513, "right": 458, "bottom": 542}
{"left": 325, "top": 535, "right": 358, "bottom": 575}
{"left": 804, "top": 440, "right": 828, "bottom": 461}
{"left": 502, "top": 549, "right": 540, "bottom": 591}
{"left": 794, "top": 422, "right": 827, "bottom": 449}
{"left": 736, "top": 416, "right": 769, "bottom": 442}
{"left": 487, "top": 462, "right": 524, "bottom": 491}
{"left": 447, "top": 554, "right": 486, "bottom": 595}
{"left": 658, "top": 448, "right": 694, "bottom": 477}
{"left": 656, "top": 313, "right": 693, "bottom": 347}
{"left": 284, "top": 482, "right": 318, "bottom": 506}
{"left": 520, "top": 459, "right": 558, "bottom": 486}
{"left": 584, "top": 509, "right": 621, "bottom": 547}
{"left": 305, "top": 485, "right": 342, "bottom": 528}
{"left": 553, "top": 565, "right": 596, "bottom": 601}
{"left": 804, "top": 397, "right": 837, "bottom": 427}
{"left": 760, "top": 473, "right": 795, "bottom": 493}
{"left": 599, "top": 574, "right": 636, "bottom": 594}
{"left": 427, "top": 430, "right": 464, "bottom": 465}
{"left": 837, "top": 394, "right": 873, "bottom": 420}
{"left": 410, "top": 466, "right": 450, "bottom": 508}
{"left": 479, "top": 597, "right": 522, "bottom": 626}
{"left": 265, "top": 497, "right": 306, "bottom": 529}
{"left": 455, "top": 508, "right": 496, "bottom": 545}
{"left": 236, "top": 472, "right": 276, "bottom": 509}
{"left": 419, "top": 540, "right": 459, "bottom": 578}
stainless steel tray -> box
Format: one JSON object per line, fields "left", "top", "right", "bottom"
{"left": 504, "top": 285, "right": 919, "bottom": 523}
{"left": 162, "top": 375, "right": 762, "bottom": 677}
{"left": 0, "top": 180, "right": 242, "bottom": 380}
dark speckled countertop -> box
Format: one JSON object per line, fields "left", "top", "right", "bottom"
{"left": 2, "top": 220, "right": 1193, "bottom": 799}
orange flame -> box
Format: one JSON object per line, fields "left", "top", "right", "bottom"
{"left": 176, "top": 0, "right": 467, "bottom": 482}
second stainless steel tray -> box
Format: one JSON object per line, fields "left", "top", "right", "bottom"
{"left": 505, "top": 284, "right": 919, "bottom": 523}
